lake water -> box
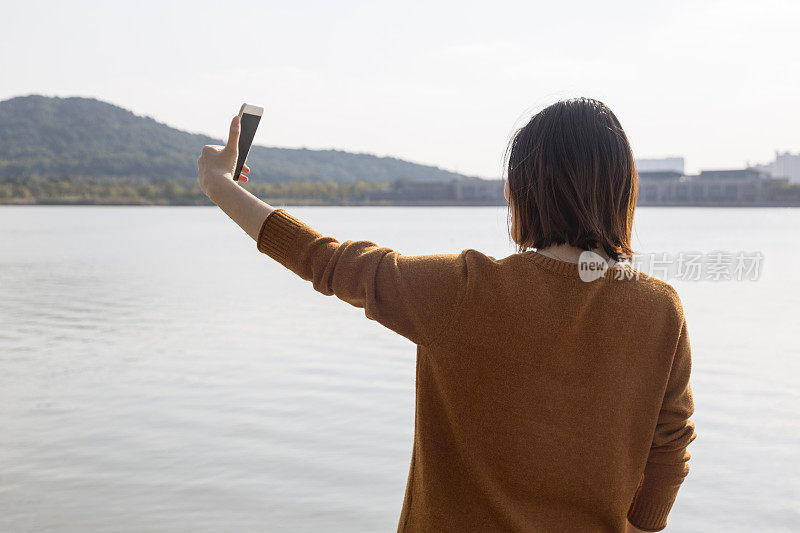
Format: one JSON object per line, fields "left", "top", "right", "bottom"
{"left": 1, "top": 205, "right": 799, "bottom": 532}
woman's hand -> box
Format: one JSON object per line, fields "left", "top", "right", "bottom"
{"left": 195, "top": 115, "right": 274, "bottom": 241}
{"left": 197, "top": 115, "right": 250, "bottom": 202}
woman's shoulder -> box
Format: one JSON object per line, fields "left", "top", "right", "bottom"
{"left": 612, "top": 264, "right": 687, "bottom": 321}
{"left": 457, "top": 250, "right": 685, "bottom": 314}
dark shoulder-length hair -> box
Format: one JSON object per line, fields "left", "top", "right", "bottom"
{"left": 505, "top": 97, "right": 638, "bottom": 262}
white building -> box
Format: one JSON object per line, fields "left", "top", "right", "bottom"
{"left": 635, "top": 157, "right": 685, "bottom": 174}
{"left": 774, "top": 152, "right": 800, "bottom": 183}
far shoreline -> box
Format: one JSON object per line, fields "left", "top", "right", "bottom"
{"left": 2, "top": 200, "right": 800, "bottom": 208}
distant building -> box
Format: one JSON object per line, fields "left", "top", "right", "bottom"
{"left": 636, "top": 157, "right": 685, "bottom": 174}
{"left": 694, "top": 169, "right": 766, "bottom": 203}
{"left": 637, "top": 171, "right": 684, "bottom": 204}
{"left": 454, "top": 178, "right": 506, "bottom": 203}
{"left": 748, "top": 151, "right": 800, "bottom": 184}
{"left": 637, "top": 168, "right": 786, "bottom": 205}
{"left": 373, "top": 177, "right": 505, "bottom": 205}
{"left": 774, "top": 151, "right": 800, "bottom": 183}
{"left": 369, "top": 166, "right": 797, "bottom": 206}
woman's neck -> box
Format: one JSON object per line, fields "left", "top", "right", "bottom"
{"left": 536, "top": 243, "right": 612, "bottom": 264}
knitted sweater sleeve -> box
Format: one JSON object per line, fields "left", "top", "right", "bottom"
{"left": 627, "top": 317, "right": 697, "bottom": 531}
{"left": 255, "top": 208, "right": 470, "bottom": 347}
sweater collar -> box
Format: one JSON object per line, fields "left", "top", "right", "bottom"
{"left": 523, "top": 251, "right": 627, "bottom": 279}
{"left": 524, "top": 251, "right": 582, "bottom": 276}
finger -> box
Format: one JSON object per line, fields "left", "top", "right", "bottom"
{"left": 242, "top": 163, "right": 250, "bottom": 174}
{"left": 240, "top": 175, "right": 249, "bottom": 183}
{"left": 223, "top": 116, "right": 240, "bottom": 154}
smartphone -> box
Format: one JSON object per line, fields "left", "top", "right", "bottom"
{"left": 234, "top": 103, "right": 264, "bottom": 181}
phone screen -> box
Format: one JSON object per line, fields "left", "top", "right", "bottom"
{"left": 234, "top": 110, "right": 261, "bottom": 181}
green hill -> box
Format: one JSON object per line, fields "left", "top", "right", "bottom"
{"left": 0, "top": 95, "right": 472, "bottom": 183}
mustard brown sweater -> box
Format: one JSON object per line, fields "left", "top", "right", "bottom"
{"left": 256, "top": 208, "right": 697, "bottom": 532}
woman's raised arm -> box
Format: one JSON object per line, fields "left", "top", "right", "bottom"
{"left": 197, "top": 115, "right": 471, "bottom": 347}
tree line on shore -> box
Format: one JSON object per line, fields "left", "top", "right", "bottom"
{"left": 0, "top": 176, "right": 391, "bottom": 205}
{"left": 764, "top": 180, "right": 800, "bottom": 203}
{"left": 2, "top": 174, "right": 800, "bottom": 206}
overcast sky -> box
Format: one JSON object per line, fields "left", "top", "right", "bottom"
{"left": 2, "top": 0, "right": 798, "bottom": 177}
